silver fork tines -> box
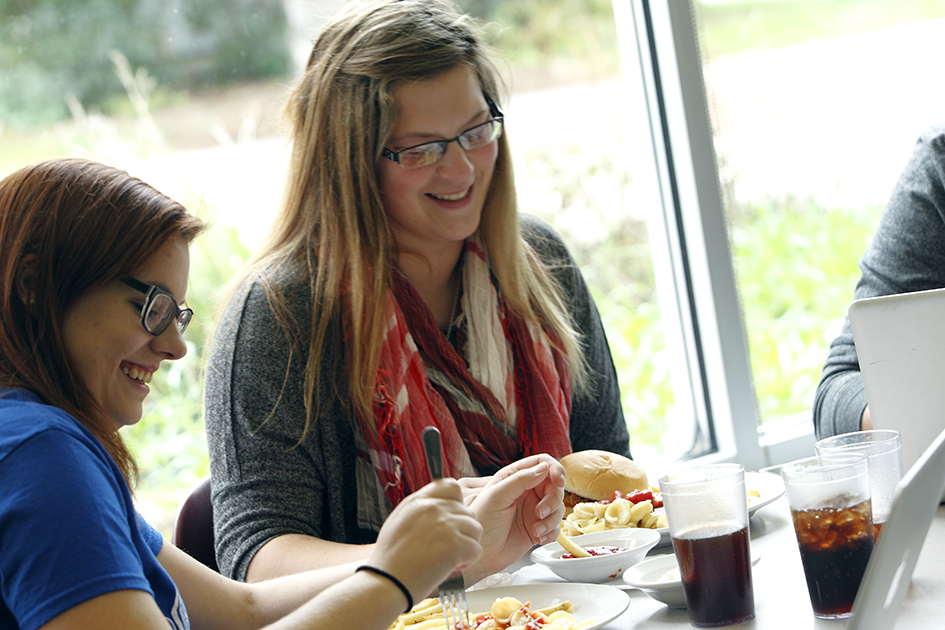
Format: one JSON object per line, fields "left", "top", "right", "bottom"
{"left": 439, "top": 572, "right": 469, "bottom": 630}
{"left": 422, "top": 427, "right": 470, "bottom": 630}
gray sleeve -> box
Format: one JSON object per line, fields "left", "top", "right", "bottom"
{"left": 203, "top": 276, "right": 361, "bottom": 580}
{"left": 521, "top": 215, "right": 632, "bottom": 458}
{"left": 813, "top": 123, "right": 945, "bottom": 439}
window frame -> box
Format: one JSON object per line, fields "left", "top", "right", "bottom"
{"left": 614, "top": 0, "right": 817, "bottom": 471}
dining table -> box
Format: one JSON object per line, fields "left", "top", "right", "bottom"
{"left": 499, "top": 495, "right": 945, "bottom": 629}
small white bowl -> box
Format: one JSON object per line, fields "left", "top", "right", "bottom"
{"left": 623, "top": 549, "right": 762, "bottom": 608}
{"left": 621, "top": 553, "right": 687, "bottom": 608}
{"left": 530, "top": 528, "right": 661, "bottom": 583}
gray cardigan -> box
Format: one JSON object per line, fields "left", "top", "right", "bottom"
{"left": 813, "top": 122, "right": 945, "bottom": 439}
{"left": 204, "top": 214, "right": 630, "bottom": 580}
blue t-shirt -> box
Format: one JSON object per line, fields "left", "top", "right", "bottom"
{"left": 0, "top": 389, "right": 189, "bottom": 630}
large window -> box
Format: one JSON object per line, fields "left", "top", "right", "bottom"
{"left": 692, "top": 0, "right": 945, "bottom": 430}
{"left": 481, "top": 1, "right": 691, "bottom": 465}
{"left": 4, "top": 0, "right": 944, "bottom": 530}
{"left": 685, "top": 0, "right": 945, "bottom": 461}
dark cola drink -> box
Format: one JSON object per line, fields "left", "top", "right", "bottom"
{"left": 672, "top": 525, "right": 755, "bottom": 627}
{"left": 791, "top": 499, "right": 874, "bottom": 618}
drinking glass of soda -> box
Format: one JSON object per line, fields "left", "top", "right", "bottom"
{"left": 780, "top": 453, "right": 874, "bottom": 619}
{"left": 659, "top": 464, "right": 755, "bottom": 627}
{"left": 814, "top": 429, "right": 902, "bottom": 538}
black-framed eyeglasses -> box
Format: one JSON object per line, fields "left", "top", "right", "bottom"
{"left": 382, "top": 96, "right": 504, "bottom": 170}
{"left": 121, "top": 277, "right": 193, "bottom": 336}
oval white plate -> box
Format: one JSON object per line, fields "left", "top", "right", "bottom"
{"left": 746, "top": 470, "right": 786, "bottom": 514}
{"left": 621, "top": 548, "right": 762, "bottom": 606}
{"left": 622, "top": 553, "right": 688, "bottom": 607}
{"left": 465, "top": 583, "right": 630, "bottom": 630}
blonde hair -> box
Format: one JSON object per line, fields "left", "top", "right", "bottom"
{"left": 241, "top": 0, "right": 586, "bottom": 436}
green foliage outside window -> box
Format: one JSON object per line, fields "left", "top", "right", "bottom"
{"left": 2, "top": 0, "right": 940, "bottom": 531}
{"left": 0, "top": 0, "right": 289, "bottom": 128}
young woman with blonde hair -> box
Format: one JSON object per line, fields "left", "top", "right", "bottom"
{"left": 205, "top": 0, "right": 628, "bottom": 583}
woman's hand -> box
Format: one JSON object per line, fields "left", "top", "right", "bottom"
{"left": 458, "top": 475, "right": 490, "bottom": 506}
{"left": 466, "top": 454, "right": 566, "bottom": 580}
{"left": 368, "top": 479, "right": 483, "bottom": 602}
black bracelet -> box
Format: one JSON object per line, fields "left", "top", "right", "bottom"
{"left": 355, "top": 565, "right": 414, "bottom": 614}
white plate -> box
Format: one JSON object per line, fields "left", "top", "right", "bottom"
{"left": 622, "top": 549, "right": 762, "bottom": 607}
{"left": 745, "top": 470, "right": 786, "bottom": 515}
{"left": 622, "top": 553, "right": 688, "bottom": 607}
{"left": 465, "top": 583, "right": 630, "bottom": 630}
{"left": 651, "top": 472, "right": 783, "bottom": 547}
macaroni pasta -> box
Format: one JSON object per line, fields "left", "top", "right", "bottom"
{"left": 561, "top": 497, "right": 667, "bottom": 536}
{"left": 390, "top": 596, "right": 592, "bottom": 630}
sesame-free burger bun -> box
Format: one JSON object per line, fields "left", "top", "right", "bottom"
{"left": 560, "top": 450, "right": 649, "bottom": 503}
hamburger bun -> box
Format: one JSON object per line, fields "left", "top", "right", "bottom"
{"left": 560, "top": 450, "right": 649, "bottom": 508}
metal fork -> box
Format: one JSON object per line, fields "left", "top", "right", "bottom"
{"left": 422, "top": 426, "right": 470, "bottom": 630}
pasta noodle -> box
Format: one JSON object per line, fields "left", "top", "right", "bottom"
{"left": 562, "top": 487, "right": 763, "bottom": 536}
{"left": 390, "top": 596, "right": 592, "bottom": 630}
{"left": 561, "top": 496, "right": 667, "bottom": 536}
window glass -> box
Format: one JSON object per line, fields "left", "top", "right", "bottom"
{"left": 461, "top": 1, "right": 689, "bottom": 463}
{"left": 692, "top": 0, "right": 945, "bottom": 425}
{"left": 1, "top": 0, "right": 292, "bottom": 528}
{"left": 1, "top": 0, "right": 707, "bottom": 527}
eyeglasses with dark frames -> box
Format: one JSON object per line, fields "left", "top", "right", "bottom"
{"left": 382, "top": 95, "right": 504, "bottom": 170}
{"left": 121, "top": 277, "right": 193, "bottom": 336}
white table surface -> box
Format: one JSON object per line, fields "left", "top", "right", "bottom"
{"left": 506, "top": 497, "right": 945, "bottom": 629}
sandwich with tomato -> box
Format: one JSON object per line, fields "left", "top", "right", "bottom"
{"left": 559, "top": 450, "right": 667, "bottom": 534}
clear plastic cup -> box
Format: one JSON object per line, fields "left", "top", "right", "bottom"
{"left": 660, "top": 464, "right": 755, "bottom": 627}
{"left": 814, "top": 429, "right": 902, "bottom": 535}
{"left": 780, "top": 453, "right": 874, "bottom": 619}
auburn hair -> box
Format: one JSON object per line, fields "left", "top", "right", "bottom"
{"left": 0, "top": 158, "right": 205, "bottom": 486}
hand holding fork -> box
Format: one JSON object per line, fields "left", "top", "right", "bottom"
{"left": 422, "top": 426, "right": 471, "bottom": 630}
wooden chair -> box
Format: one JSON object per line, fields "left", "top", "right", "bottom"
{"left": 171, "top": 475, "right": 219, "bottom": 573}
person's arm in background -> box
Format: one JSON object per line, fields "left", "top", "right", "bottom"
{"left": 241, "top": 456, "right": 565, "bottom": 587}
{"left": 204, "top": 275, "right": 372, "bottom": 582}
{"left": 239, "top": 454, "right": 565, "bottom": 587}
{"left": 813, "top": 123, "right": 945, "bottom": 439}
{"left": 521, "top": 214, "right": 632, "bottom": 458}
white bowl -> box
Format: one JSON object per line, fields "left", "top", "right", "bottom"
{"left": 530, "top": 528, "right": 661, "bottom": 583}
{"left": 621, "top": 553, "right": 688, "bottom": 608}
{"left": 623, "top": 548, "right": 762, "bottom": 608}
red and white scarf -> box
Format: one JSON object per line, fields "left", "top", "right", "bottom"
{"left": 355, "top": 237, "right": 572, "bottom": 516}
